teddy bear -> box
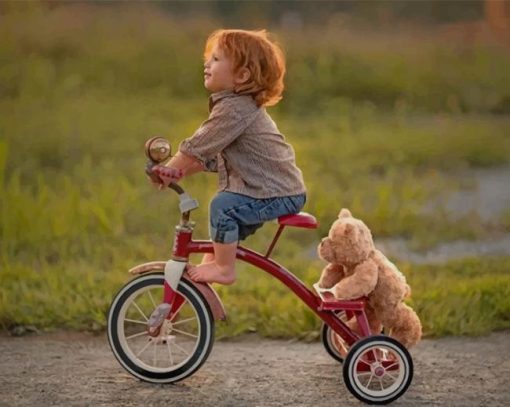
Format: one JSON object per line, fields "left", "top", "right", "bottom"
{"left": 317, "top": 208, "right": 422, "bottom": 349}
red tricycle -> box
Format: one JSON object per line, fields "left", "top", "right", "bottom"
{"left": 107, "top": 137, "right": 414, "bottom": 405}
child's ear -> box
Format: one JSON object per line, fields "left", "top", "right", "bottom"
{"left": 235, "top": 67, "right": 251, "bottom": 84}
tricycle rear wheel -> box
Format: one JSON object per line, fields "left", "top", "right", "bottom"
{"left": 320, "top": 311, "right": 349, "bottom": 363}
{"left": 343, "top": 335, "right": 413, "bottom": 405}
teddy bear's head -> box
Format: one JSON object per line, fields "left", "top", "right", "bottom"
{"left": 317, "top": 208, "right": 375, "bottom": 266}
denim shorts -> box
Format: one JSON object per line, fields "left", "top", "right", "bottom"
{"left": 209, "top": 191, "right": 307, "bottom": 244}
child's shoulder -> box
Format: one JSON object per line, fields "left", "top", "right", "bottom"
{"left": 210, "top": 91, "right": 258, "bottom": 115}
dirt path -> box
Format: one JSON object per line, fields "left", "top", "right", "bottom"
{"left": 1, "top": 331, "right": 509, "bottom": 406}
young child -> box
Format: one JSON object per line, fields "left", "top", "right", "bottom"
{"left": 152, "top": 29, "right": 306, "bottom": 285}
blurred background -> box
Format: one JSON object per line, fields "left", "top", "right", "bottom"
{"left": 1, "top": 0, "right": 509, "bottom": 339}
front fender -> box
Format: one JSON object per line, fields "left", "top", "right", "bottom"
{"left": 129, "top": 261, "right": 226, "bottom": 321}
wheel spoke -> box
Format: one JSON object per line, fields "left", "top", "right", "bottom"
{"left": 169, "top": 301, "right": 187, "bottom": 322}
{"left": 371, "top": 349, "right": 381, "bottom": 363}
{"left": 378, "top": 377, "right": 385, "bottom": 391}
{"left": 357, "top": 357, "right": 372, "bottom": 367}
{"left": 132, "top": 300, "right": 149, "bottom": 322}
{"left": 172, "top": 341, "right": 191, "bottom": 357}
{"left": 136, "top": 339, "right": 152, "bottom": 357}
{"left": 126, "top": 330, "right": 148, "bottom": 340}
{"left": 356, "top": 372, "right": 373, "bottom": 377}
{"left": 385, "top": 361, "right": 399, "bottom": 371}
{"left": 153, "top": 339, "right": 158, "bottom": 366}
{"left": 365, "top": 373, "right": 375, "bottom": 388}
{"left": 171, "top": 327, "right": 198, "bottom": 339}
{"left": 171, "top": 316, "right": 197, "bottom": 326}
{"left": 166, "top": 339, "right": 174, "bottom": 365}
{"left": 148, "top": 290, "right": 157, "bottom": 308}
{"left": 385, "top": 371, "right": 399, "bottom": 381}
{"left": 125, "top": 318, "right": 147, "bottom": 325}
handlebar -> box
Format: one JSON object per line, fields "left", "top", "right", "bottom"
{"left": 146, "top": 161, "right": 199, "bottom": 220}
{"left": 167, "top": 182, "right": 185, "bottom": 195}
{"left": 144, "top": 137, "right": 199, "bottom": 223}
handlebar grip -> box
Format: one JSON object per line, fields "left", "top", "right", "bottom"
{"left": 146, "top": 162, "right": 183, "bottom": 187}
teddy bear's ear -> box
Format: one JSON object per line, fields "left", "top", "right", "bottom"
{"left": 338, "top": 208, "right": 352, "bottom": 219}
{"left": 343, "top": 223, "right": 354, "bottom": 235}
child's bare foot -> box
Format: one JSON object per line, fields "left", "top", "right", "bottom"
{"left": 188, "top": 262, "right": 236, "bottom": 285}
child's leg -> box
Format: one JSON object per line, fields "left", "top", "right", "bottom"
{"left": 200, "top": 253, "right": 215, "bottom": 264}
{"left": 188, "top": 241, "right": 237, "bottom": 285}
{"left": 188, "top": 192, "right": 244, "bottom": 285}
{"left": 188, "top": 192, "right": 306, "bottom": 285}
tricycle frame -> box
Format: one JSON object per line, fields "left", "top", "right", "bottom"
{"left": 162, "top": 210, "right": 371, "bottom": 348}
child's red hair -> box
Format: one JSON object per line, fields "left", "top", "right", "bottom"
{"left": 204, "top": 29, "right": 286, "bottom": 107}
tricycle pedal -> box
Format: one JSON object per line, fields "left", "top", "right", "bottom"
{"left": 147, "top": 303, "right": 171, "bottom": 336}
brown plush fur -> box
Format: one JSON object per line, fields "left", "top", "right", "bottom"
{"left": 317, "top": 208, "right": 422, "bottom": 348}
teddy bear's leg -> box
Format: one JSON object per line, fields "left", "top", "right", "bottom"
{"left": 383, "top": 303, "right": 422, "bottom": 349}
{"left": 365, "top": 304, "right": 383, "bottom": 335}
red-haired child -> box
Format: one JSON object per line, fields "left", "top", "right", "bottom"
{"left": 152, "top": 29, "right": 306, "bottom": 285}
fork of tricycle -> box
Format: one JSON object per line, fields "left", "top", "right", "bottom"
{"left": 144, "top": 280, "right": 186, "bottom": 336}
{"left": 145, "top": 261, "right": 186, "bottom": 336}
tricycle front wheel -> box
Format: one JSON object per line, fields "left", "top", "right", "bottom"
{"left": 343, "top": 335, "right": 413, "bottom": 405}
{"left": 107, "top": 272, "right": 215, "bottom": 383}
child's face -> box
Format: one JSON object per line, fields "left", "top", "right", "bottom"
{"left": 203, "top": 45, "right": 240, "bottom": 93}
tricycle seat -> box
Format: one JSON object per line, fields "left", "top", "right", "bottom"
{"left": 278, "top": 212, "right": 318, "bottom": 229}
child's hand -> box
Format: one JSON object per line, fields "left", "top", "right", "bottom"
{"left": 149, "top": 165, "right": 184, "bottom": 189}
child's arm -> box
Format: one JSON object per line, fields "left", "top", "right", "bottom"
{"left": 178, "top": 98, "right": 251, "bottom": 170}
{"left": 149, "top": 151, "right": 203, "bottom": 188}
{"left": 154, "top": 97, "right": 247, "bottom": 187}
{"left": 151, "top": 145, "right": 218, "bottom": 188}
{"left": 165, "top": 151, "right": 204, "bottom": 177}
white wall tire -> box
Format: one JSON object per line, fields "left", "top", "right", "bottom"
{"left": 343, "top": 335, "right": 413, "bottom": 405}
{"left": 107, "top": 273, "right": 214, "bottom": 383}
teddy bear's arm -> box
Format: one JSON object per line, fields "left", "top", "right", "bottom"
{"left": 318, "top": 263, "right": 345, "bottom": 289}
{"left": 332, "top": 259, "right": 378, "bottom": 300}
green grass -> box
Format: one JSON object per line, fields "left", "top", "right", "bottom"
{"left": 213, "top": 255, "right": 510, "bottom": 339}
{"left": 403, "top": 257, "right": 510, "bottom": 336}
{"left": 2, "top": 250, "right": 509, "bottom": 339}
{"left": 1, "top": 4, "right": 510, "bottom": 337}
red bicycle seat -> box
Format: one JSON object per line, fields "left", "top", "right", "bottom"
{"left": 278, "top": 212, "right": 318, "bottom": 229}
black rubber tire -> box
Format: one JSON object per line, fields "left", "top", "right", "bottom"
{"left": 343, "top": 335, "right": 413, "bottom": 405}
{"left": 107, "top": 272, "right": 215, "bottom": 383}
